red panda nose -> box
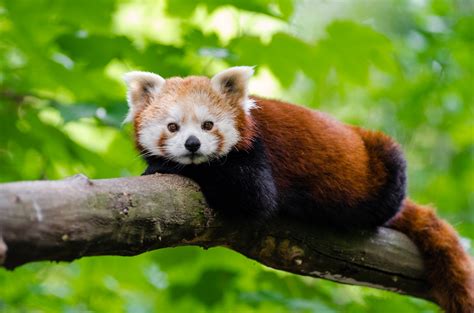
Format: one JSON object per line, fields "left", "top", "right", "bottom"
{"left": 185, "top": 135, "right": 201, "bottom": 153}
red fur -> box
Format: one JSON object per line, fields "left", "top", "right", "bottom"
{"left": 131, "top": 75, "right": 473, "bottom": 311}
{"left": 133, "top": 113, "right": 145, "bottom": 153}
{"left": 249, "top": 97, "right": 473, "bottom": 312}
{"left": 213, "top": 129, "right": 225, "bottom": 154}
{"left": 235, "top": 112, "right": 256, "bottom": 151}
{"left": 157, "top": 133, "right": 169, "bottom": 155}
{"left": 389, "top": 200, "right": 474, "bottom": 313}
{"left": 251, "top": 96, "right": 374, "bottom": 205}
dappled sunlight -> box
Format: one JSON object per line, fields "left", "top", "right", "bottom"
{"left": 0, "top": 0, "right": 471, "bottom": 312}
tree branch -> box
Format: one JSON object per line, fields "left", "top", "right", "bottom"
{"left": 0, "top": 174, "right": 433, "bottom": 303}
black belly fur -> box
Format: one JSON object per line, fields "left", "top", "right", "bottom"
{"left": 143, "top": 136, "right": 406, "bottom": 229}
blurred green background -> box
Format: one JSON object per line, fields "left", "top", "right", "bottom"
{"left": 0, "top": 0, "right": 472, "bottom": 312}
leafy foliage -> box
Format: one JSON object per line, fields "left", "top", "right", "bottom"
{"left": 0, "top": 0, "right": 472, "bottom": 312}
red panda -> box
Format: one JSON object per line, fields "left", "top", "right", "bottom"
{"left": 124, "top": 66, "right": 474, "bottom": 313}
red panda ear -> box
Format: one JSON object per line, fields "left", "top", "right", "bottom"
{"left": 211, "top": 66, "right": 254, "bottom": 101}
{"left": 123, "top": 71, "right": 165, "bottom": 123}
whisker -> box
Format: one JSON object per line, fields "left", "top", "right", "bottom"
{"left": 130, "top": 148, "right": 155, "bottom": 165}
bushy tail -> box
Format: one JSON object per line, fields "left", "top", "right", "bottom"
{"left": 387, "top": 199, "right": 474, "bottom": 313}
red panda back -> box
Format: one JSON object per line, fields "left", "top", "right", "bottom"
{"left": 250, "top": 96, "right": 406, "bottom": 227}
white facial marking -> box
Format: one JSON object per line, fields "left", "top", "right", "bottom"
{"left": 138, "top": 101, "right": 240, "bottom": 165}
{"left": 243, "top": 97, "right": 257, "bottom": 114}
{"left": 138, "top": 123, "right": 164, "bottom": 157}
{"left": 133, "top": 67, "right": 259, "bottom": 164}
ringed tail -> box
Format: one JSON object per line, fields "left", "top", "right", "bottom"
{"left": 388, "top": 199, "right": 474, "bottom": 313}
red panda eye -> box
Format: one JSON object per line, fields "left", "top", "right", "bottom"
{"left": 167, "top": 123, "right": 179, "bottom": 133}
{"left": 202, "top": 121, "right": 214, "bottom": 131}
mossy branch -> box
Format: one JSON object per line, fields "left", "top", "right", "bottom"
{"left": 0, "top": 174, "right": 432, "bottom": 302}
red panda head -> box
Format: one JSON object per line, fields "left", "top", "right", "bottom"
{"left": 124, "top": 66, "right": 256, "bottom": 165}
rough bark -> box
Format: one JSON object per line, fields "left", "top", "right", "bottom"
{"left": 0, "top": 174, "right": 432, "bottom": 303}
